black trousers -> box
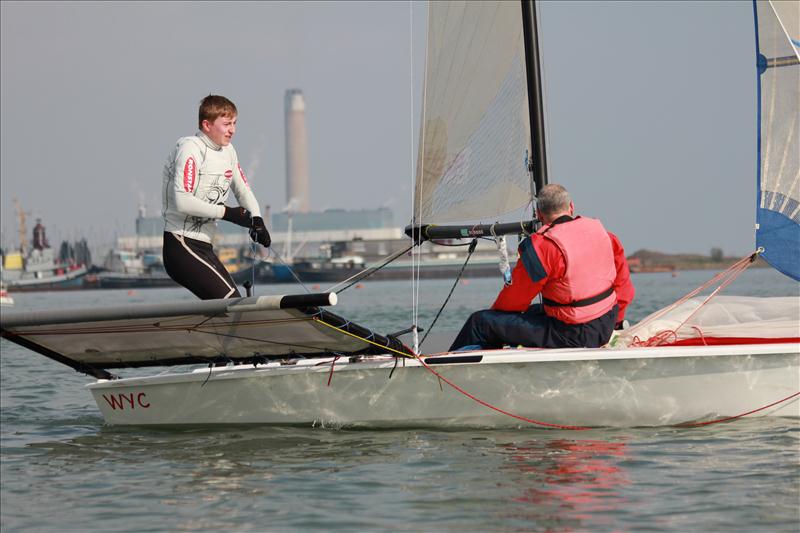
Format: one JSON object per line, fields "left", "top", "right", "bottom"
{"left": 449, "top": 304, "right": 618, "bottom": 351}
{"left": 163, "top": 232, "right": 241, "bottom": 300}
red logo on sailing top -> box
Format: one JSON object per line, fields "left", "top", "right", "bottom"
{"left": 238, "top": 163, "right": 249, "bottom": 187}
{"left": 183, "top": 157, "right": 197, "bottom": 192}
{"left": 224, "top": 169, "right": 233, "bottom": 179}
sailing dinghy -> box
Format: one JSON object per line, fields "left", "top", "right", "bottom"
{"left": 1, "top": 0, "right": 798, "bottom": 428}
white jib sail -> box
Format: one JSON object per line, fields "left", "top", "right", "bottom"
{"left": 414, "top": 0, "right": 532, "bottom": 224}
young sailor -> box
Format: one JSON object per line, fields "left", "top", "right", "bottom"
{"left": 449, "top": 183, "right": 635, "bottom": 351}
{"left": 161, "top": 95, "right": 271, "bottom": 299}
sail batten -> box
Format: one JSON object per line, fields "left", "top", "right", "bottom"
{"left": 754, "top": 0, "right": 800, "bottom": 281}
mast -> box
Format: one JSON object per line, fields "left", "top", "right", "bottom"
{"left": 521, "top": 0, "right": 548, "bottom": 196}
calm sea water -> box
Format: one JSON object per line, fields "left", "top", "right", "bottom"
{"left": 2, "top": 269, "right": 799, "bottom": 531}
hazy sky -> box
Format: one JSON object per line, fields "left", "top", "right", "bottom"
{"left": 1, "top": 1, "right": 762, "bottom": 256}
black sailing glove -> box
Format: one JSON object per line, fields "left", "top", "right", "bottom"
{"left": 222, "top": 206, "right": 252, "bottom": 228}
{"left": 249, "top": 216, "right": 271, "bottom": 248}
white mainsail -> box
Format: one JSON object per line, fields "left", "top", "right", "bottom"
{"left": 414, "top": 1, "right": 532, "bottom": 224}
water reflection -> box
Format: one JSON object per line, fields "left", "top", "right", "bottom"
{"left": 498, "top": 438, "right": 630, "bottom": 528}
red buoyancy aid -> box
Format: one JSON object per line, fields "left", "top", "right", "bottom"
{"left": 538, "top": 217, "right": 617, "bottom": 324}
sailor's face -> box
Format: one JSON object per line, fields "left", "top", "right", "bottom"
{"left": 202, "top": 114, "right": 237, "bottom": 146}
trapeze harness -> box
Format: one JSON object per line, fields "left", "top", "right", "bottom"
{"left": 161, "top": 132, "right": 261, "bottom": 299}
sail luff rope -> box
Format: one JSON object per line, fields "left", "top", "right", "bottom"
{"left": 410, "top": 0, "right": 418, "bottom": 353}
{"left": 412, "top": 0, "right": 432, "bottom": 355}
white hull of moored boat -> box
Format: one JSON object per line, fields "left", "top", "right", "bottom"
{"left": 87, "top": 343, "right": 800, "bottom": 428}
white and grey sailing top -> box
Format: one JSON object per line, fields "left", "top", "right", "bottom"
{"left": 162, "top": 132, "right": 262, "bottom": 243}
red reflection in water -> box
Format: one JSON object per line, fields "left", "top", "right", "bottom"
{"left": 500, "top": 439, "right": 631, "bottom": 527}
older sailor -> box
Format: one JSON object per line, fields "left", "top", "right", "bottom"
{"left": 449, "top": 184, "right": 635, "bottom": 351}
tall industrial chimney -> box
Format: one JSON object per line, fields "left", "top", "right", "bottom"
{"left": 284, "top": 89, "right": 310, "bottom": 213}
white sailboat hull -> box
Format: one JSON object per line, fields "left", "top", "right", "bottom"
{"left": 87, "top": 343, "right": 800, "bottom": 428}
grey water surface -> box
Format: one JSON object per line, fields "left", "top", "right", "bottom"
{"left": 2, "top": 269, "right": 798, "bottom": 531}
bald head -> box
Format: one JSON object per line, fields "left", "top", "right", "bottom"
{"left": 536, "top": 184, "right": 573, "bottom": 223}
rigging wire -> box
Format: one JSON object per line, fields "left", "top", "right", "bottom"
{"left": 239, "top": 235, "right": 314, "bottom": 295}
{"left": 420, "top": 238, "right": 477, "bottom": 347}
{"left": 325, "top": 244, "right": 416, "bottom": 294}
{"left": 627, "top": 251, "right": 761, "bottom": 347}
{"left": 411, "top": 0, "right": 431, "bottom": 355}
{"left": 250, "top": 239, "right": 258, "bottom": 295}
{"left": 270, "top": 248, "right": 313, "bottom": 294}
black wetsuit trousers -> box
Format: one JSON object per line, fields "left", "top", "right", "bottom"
{"left": 162, "top": 232, "right": 241, "bottom": 300}
{"left": 449, "top": 304, "right": 618, "bottom": 351}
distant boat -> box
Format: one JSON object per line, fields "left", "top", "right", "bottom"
{"left": 260, "top": 239, "right": 515, "bottom": 284}
{"left": 80, "top": 245, "right": 267, "bottom": 291}
{"left": 1, "top": 215, "right": 88, "bottom": 292}
{"left": 1, "top": 250, "right": 87, "bottom": 292}
{"left": 283, "top": 254, "right": 511, "bottom": 283}
{"left": 83, "top": 249, "right": 175, "bottom": 290}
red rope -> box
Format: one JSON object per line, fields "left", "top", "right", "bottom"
{"left": 314, "top": 313, "right": 796, "bottom": 430}
{"left": 631, "top": 329, "right": 678, "bottom": 347}
{"left": 674, "top": 392, "right": 800, "bottom": 427}
{"left": 690, "top": 326, "right": 708, "bottom": 346}
{"left": 415, "top": 355, "right": 799, "bottom": 430}
{"left": 628, "top": 253, "right": 756, "bottom": 347}
{"left": 415, "top": 356, "right": 591, "bottom": 430}
{"left": 327, "top": 355, "right": 340, "bottom": 387}
{"left": 314, "top": 317, "right": 590, "bottom": 429}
